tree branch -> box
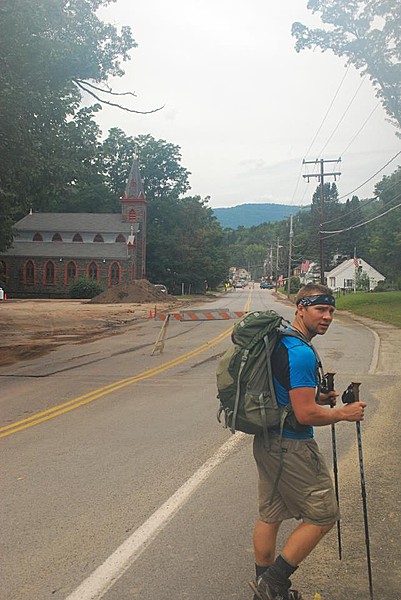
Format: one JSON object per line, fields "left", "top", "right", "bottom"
{"left": 74, "top": 79, "right": 138, "bottom": 98}
{"left": 74, "top": 80, "right": 164, "bottom": 114}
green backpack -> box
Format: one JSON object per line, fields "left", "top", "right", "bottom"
{"left": 216, "top": 310, "right": 308, "bottom": 445}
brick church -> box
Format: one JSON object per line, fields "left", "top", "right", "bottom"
{"left": 0, "top": 157, "right": 147, "bottom": 298}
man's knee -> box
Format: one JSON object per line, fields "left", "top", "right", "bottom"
{"left": 319, "top": 521, "right": 336, "bottom": 535}
{"left": 253, "top": 520, "right": 281, "bottom": 564}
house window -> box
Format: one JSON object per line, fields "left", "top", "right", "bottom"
{"left": 110, "top": 262, "right": 121, "bottom": 286}
{"left": 115, "top": 233, "right": 126, "bottom": 243}
{"left": 88, "top": 262, "right": 99, "bottom": 280}
{"left": 52, "top": 233, "right": 63, "bottom": 241}
{"left": 128, "top": 208, "right": 137, "bottom": 222}
{"left": 73, "top": 233, "right": 83, "bottom": 242}
{"left": 25, "top": 260, "right": 35, "bottom": 285}
{"left": 33, "top": 232, "right": 43, "bottom": 241}
{"left": 344, "top": 279, "right": 353, "bottom": 288}
{"left": 66, "top": 261, "right": 77, "bottom": 284}
{"left": 44, "top": 261, "right": 55, "bottom": 284}
{"left": 93, "top": 233, "right": 104, "bottom": 242}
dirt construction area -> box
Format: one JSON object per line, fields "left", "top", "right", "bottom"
{"left": 0, "top": 280, "right": 196, "bottom": 367}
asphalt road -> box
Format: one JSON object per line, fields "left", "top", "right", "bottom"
{"left": 1, "top": 287, "right": 399, "bottom": 600}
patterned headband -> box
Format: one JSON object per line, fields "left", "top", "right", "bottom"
{"left": 296, "top": 294, "right": 336, "bottom": 307}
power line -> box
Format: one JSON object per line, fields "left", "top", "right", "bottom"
{"left": 305, "top": 65, "right": 351, "bottom": 159}
{"left": 321, "top": 194, "right": 401, "bottom": 237}
{"left": 319, "top": 76, "right": 367, "bottom": 156}
{"left": 337, "top": 149, "right": 401, "bottom": 201}
{"left": 340, "top": 102, "right": 380, "bottom": 156}
{"left": 290, "top": 66, "right": 350, "bottom": 205}
{"left": 322, "top": 172, "right": 401, "bottom": 226}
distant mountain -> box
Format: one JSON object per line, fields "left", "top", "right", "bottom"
{"left": 212, "top": 203, "right": 301, "bottom": 229}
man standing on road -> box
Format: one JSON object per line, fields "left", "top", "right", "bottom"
{"left": 250, "top": 283, "right": 367, "bottom": 600}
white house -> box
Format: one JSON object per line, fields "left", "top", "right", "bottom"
{"left": 325, "top": 258, "right": 385, "bottom": 292}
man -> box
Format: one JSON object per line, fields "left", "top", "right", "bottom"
{"left": 250, "top": 283, "right": 366, "bottom": 600}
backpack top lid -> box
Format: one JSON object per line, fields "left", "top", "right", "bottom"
{"left": 231, "top": 310, "right": 287, "bottom": 349}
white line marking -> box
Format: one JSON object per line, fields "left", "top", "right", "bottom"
{"left": 65, "top": 433, "right": 246, "bottom": 600}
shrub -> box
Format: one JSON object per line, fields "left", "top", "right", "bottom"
{"left": 374, "top": 280, "right": 397, "bottom": 292}
{"left": 289, "top": 276, "right": 301, "bottom": 294}
{"left": 69, "top": 277, "right": 104, "bottom": 299}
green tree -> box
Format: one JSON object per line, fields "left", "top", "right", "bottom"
{"left": 0, "top": 0, "right": 137, "bottom": 250}
{"left": 367, "top": 167, "right": 401, "bottom": 280}
{"left": 147, "top": 195, "right": 228, "bottom": 292}
{"left": 292, "top": 0, "right": 401, "bottom": 132}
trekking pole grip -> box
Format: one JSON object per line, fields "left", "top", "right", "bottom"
{"left": 352, "top": 382, "right": 361, "bottom": 403}
{"left": 326, "top": 371, "right": 335, "bottom": 406}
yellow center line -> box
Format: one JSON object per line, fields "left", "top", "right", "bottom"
{"left": 1, "top": 290, "right": 254, "bottom": 439}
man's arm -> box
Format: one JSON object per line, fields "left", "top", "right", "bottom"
{"left": 290, "top": 387, "right": 366, "bottom": 426}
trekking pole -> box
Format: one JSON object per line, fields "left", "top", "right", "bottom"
{"left": 326, "top": 371, "right": 342, "bottom": 560}
{"left": 342, "top": 382, "right": 374, "bottom": 600}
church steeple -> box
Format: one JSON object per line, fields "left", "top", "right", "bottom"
{"left": 121, "top": 156, "right": 147, "bottom": 278}
{"left": 122, "top": 157, "right": 145, "bottom": 202}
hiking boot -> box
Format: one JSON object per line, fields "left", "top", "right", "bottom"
{"left": 288, "top": 591, "right": 303, "bottom": 600}
{"left": 249, "top": 577, "right": 303, "bottom": 600}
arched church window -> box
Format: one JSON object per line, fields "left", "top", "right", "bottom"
{"left": 88, "top": 262, "right": 98, "bottom": 280}
{"left": 44, "top": 261, "right": 55, "bottom": 284}
{"left": 25, "top": 260, "right": 35, "bottom": 284}
{"left": 93, "top": 234, "right": 104, "bottom": 242}
{"left": 110, "top": 262, "right": 121, "bottom": 286}
{"left": 52, "top": 233, "right": 63, "bottom": 241}
{"left": 73, "top": 233, "right": 83, "bottom": 242}
{"left": 33, "top": 232, "right": 43, "bottom": 241}
{"left": 66, "top": 261, "right": 77, "bottom": 283}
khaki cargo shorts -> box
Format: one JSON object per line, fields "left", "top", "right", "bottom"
{"left": 253, "top": 433, "right": 340, "bottom": 526}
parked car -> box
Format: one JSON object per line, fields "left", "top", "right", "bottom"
{"left": 154, "top": 284, "right": 168, "bottom": 294}
{"left": 260, "top": 281, "right": 274, "bottom": 289}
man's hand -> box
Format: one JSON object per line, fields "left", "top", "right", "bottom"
{"left": 317, "top": 390, "right": 338, "bottom": 406}
{"left": 340, "top": 401, "right": 367, "bottom": 422}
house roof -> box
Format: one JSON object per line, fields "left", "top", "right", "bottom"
{"left": 2, "top": 241, "right": 130, "bottom": 260}
{"left": 14, "top": 213, "right": 132, "bottom": 233}
{"left": 326, "top": 258, "right": 385, "bottom": 279}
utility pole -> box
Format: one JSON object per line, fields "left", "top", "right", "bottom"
{"left": 303, "top": 158, "right": 341, "bottom": 283}
{"left": 275, "top": 238, "right": 281, "bottom": 290}
{"left": 269, "top": 244, "right": 273, "bottom": 280}
{"left": 287, "top": 215, "right": 294, "bottom": 299}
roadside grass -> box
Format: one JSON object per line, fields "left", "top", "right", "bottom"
{"left": 334, "top": 291, "right": 401, "bottom": 327}
{"left": 276, "top": 289, "right": 401, "bottom": 328}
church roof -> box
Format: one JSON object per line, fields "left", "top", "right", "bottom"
{"left": 15, "top": 213, "right": 132, "bottom": 233}
{"left": 3, "top": 241, "right": 130, "bottom": 259}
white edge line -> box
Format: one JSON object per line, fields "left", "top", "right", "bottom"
{"left": 368, "top": 326, "right": 380, "bottom": 375}
{"left": 65, "top": 432, "right": 246, "bottom": 600}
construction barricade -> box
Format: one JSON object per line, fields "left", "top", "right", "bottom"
{"left": 151, "top": 308, "right": 245, "bottom": 355}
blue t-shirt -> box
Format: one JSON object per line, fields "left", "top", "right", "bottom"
{"left": 271, "top": 329, "right": 318, "bottom": 439}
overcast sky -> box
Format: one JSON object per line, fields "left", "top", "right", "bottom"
{"left": 95, "top": 0, "right": 400, "bottom": 209}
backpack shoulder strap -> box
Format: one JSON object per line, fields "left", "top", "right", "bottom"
{"left": 280, "top": 328, "right": 325, "bottom": 395}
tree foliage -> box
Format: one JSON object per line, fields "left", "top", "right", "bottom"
{"left": 292, "top": 0, "right": 401, "bottom": 132}
{"left": 0, "top": 0, "right": 137, "bottom": 250}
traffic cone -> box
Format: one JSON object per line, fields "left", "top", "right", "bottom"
{"left": 4, "top": 293, "right": 6, "bottom": 301}
{"left": 149, "top": 309, "right": 153, "bottom": 318}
